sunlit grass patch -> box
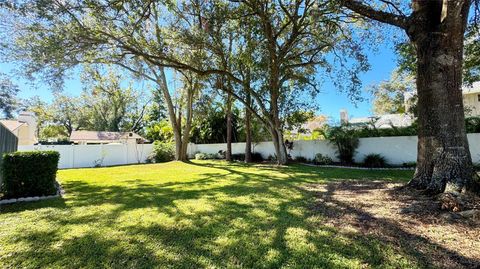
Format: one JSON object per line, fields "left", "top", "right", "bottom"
{"left": 0, "top": 160, "right": 424, "bottom": 268}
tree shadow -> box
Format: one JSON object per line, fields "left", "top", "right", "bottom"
{"left": 2, "top": 161, "right": 461, "bottom": 268}
{"left": 307, "top": 180, "right": 480, "bottom": 269}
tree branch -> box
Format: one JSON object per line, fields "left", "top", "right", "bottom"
{"left": 339, "top": 0, "right": 409, "bottom": 29}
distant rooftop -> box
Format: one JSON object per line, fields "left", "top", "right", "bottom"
{"left": 349, "top": 114, "right": 414, "bottom": 129}
{"left": 0, "top": 120, "right": 26, "bottom": 132}
{"left": 70, "top": 131, "right": 146, "bottom": 142}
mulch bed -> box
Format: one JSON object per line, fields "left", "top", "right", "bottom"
{"left": 304, "top": 181, "right": 480, "bottom": 269}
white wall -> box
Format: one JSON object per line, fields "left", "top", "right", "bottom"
{"left": 18, "top": 143, "right": 154, "bottom": 169}
{"left": 17, "top": 134, "right": 480, "bottom": 168}
{"left": 189, "top": 134, "right": 480, "bottom": 165}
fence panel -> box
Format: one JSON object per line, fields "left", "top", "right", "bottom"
{"left": 0, "top": 123, "right": 19, "bottom": 185}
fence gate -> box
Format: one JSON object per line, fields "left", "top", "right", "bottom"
{"left": 0, "top": 123, "right": 18, "bottom": 186}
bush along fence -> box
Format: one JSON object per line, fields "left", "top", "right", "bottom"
{"left": 0, "top": 151, "right": 62, "bottom": 204}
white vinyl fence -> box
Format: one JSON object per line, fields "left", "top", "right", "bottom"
{"left": 18, "top": 133, "right": 480, "bottom": 169}
{"left": 19, "top": 143, "right": 154, "bottom": 169}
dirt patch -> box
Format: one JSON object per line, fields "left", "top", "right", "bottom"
{"left": 305, "top": 181, "right": 480, "bottom": 269}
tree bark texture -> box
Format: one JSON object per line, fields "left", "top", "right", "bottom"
{"left": 406, "top": 0, "right": 478, "bottom": 194}
{"left": 226, "top": 91, "right": 233, "bottom": 162}
{"left": 341, "top": 0, "right": 480, "bottom": 195}
{"left": 244, "top": 90, "right": 253, "bottom": 163}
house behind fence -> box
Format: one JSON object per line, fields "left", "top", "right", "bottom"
{"left": 0, "top": 122, "right": 19, "bottom": 185}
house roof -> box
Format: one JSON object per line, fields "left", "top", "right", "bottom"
{"left": 0, "top": 120, "right": 26, "bottom": 132}
{"left": 70, "top": 131, "right": 146, "bottom": 141}
{"left": 349, "top": 114, "right": 414, "bottom": 129}
{"left": 463, "top": 82, "right": 480, "bottom": 94}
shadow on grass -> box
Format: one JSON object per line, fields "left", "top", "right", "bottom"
{"left": 3, "top": 161, "right": 469, "bottom": 268}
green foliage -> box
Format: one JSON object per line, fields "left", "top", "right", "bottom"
{"left": 464, "top": 25, "right": 480, "bottom": 84}
{"left": 284, "top": 110, "right": 315, "bottom": 131}
{"left": 363, "top": 154, "right": 388, "bottom": 168}
{"left": 190, "top": 103, "right": 241, "bottom": 144}
{"left": 323, "top": 125, "right": 359, "bottom": 164}
{"left": 465, "top": 117, "right": 480, "bottom": 133}
{"left": 294, "top": 156, "right": 308, "bottom": 163}
{"left": 369, "top": 70, "right": 416, "bottom": 115}
{"left": 195, "top": 153, "right": 219, "bottom": 160}
{"left": 0, "top": 73, "right": 19, "bottom": 118}
{"left": 231, "top": 153, "right": 264, "bottom": 162}
{"left": 147, "top": 142, "right": 175, "bottom": 163}
{"left": 145, "top": 120, "right": 174, "bottom": 143}
{"left": 1, "top": 151, "right": 59, "bottom": 198}
{"left": 402, "top": 162, "right": 417, "bottom": 168}
{"left": 354, "top": 123, "right": 418, "bottom": 138}
{"left": 314, "top": 153, "right": 333, "bottom": 165}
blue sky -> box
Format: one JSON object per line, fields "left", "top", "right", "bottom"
{"left": 2, "top": 42, "right": 398, "bottom": 122}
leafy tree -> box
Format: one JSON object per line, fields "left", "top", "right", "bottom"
{"left": 339, "top": 0, "right": 480, "bottom": 194}
{"left": 0, "top": 73, "right": 19, "bottom": 118}
{"left": 144, "top": 120, "right": 174, "bottom": 143}
{"left": 369, "top": 70, "right": 416, "bottom": 115}
{"left": 192, "top": 0, "right": 368, "bottom": 164}
{"left": 51, "top": 94, "right": 89, "bottom": 136}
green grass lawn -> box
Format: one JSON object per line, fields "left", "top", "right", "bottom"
{"left": 0, "top": 161, "right": 416, "bottom": 269}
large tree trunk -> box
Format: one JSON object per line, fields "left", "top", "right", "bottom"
{"left": 226, "top": 92, "right": 233, "bottom": 161}
{"left": 244, "top": 91, "right": 253, "bottom": 163}
{"left": 155, "top": 67, "right": 186, "bottom": 161}
{"left": 407, "top": 0, "right": 479, "bottom": 194}
{"left": 269, "top": 125, "right": 288, "bottom": 165}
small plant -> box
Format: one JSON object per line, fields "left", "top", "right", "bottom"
{"left": 267, "top": 154, "right": 277, "bottom": 162}
{"left": 402, "top": 162, "right": 416, "bottom": 168}
{"left": 232, "top": 153, "right": 246, "bottom": 161}
{"left": 294, "top": 156, "right": 308, "bottom": 163}
{"left": 147, "top": 141, "right": 175, "bottom": 163}
{"left": 314, "top": 153, "right": 333, "bottom": 165}
{"left": 195, "top": 153, "right": 219, "bottom": 160}
{"left": 323, "top": 125, "right": 359, "bottom": 164}
{"left": 363, "top": 153, "right": 387, "bottom": 168}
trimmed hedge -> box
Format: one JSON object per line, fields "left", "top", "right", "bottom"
{"left": 1, "top": 151, "right": 60, "bottom": 199}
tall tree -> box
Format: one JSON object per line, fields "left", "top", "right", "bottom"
{"left": 197, "top": 0, "right": 367, "bottom": 164}
{"left": 339, "top": 0, "right": 480, "bottom": 194}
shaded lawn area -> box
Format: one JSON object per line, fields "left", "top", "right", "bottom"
{"left": 0, "top": 160, "right": 474, "bottom": 268}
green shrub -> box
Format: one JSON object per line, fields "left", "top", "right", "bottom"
{"left": 147, "top": 142, "right": 175, "bottom": 163}
{"left": 195, "top": 153, "right": 219, "bottom": 160}
{"left": 323, "top": 125, "right": 359, "bottom": 164}
{"left": 294, "top": 156, "right": 308, "bottom": 163}
{"left": 314, "top": 153, "right": 333, "bottom": 165}
{"left": 230, "top": 153, "right": 264, "bottom": 162}
{"left": 402, "top": 162, "right": 416, "bottom": 168}
{"left": 363, "top": 154, "right": 387, "bottom": 168}
{"left": 465, "top": 117, "right": 480, "bottom": 133}
{"left": 232, "top": 153, "right": 245, "bottom": 161}
{"left": 1, "top": 151, "right": 59, "bottom": 199}
{"left": 251, "top": 153, "right": 264, "bottom": 162}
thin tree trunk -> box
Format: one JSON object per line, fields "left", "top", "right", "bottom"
{"left": 179, "top": 82, "right": 195, "bottom": 161}
{"left": 244, "top": 90, "right": 252, "bottom": 163}
{"left": 155, "top": 66, "right": 183, "bottom": 161}
{"left": 226, "top": 91, "right": 233, "bottom": 161}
